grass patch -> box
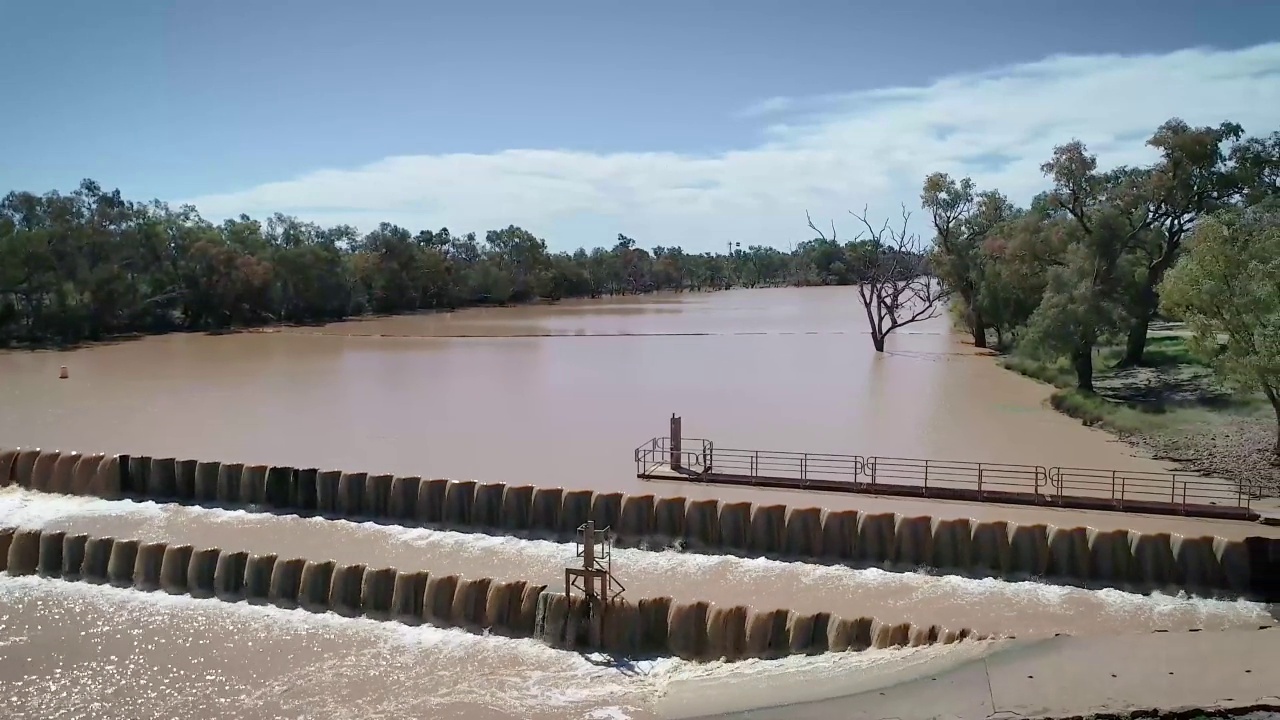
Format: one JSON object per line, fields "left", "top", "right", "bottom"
{"left": 1000, "top": 354, "right": 1075, "bottom": 389}
{"left": 1047, "top": 388, "right": 1165, "bottom": 434}
{"left": 1141, "top": 334, "right": 1207, "bottom": 368}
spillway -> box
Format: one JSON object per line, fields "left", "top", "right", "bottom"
{"left": 4, "top": 487, "right": 1272, "bottom": 638}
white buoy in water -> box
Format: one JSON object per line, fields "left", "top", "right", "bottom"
{"left": 59, "top": 366, "right": 68, "bottom": 379}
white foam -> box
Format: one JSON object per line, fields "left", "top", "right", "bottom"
{"left": 0, "top": 487, "right": 165, "bottom": 529}
{"left": 0, "top": 574, "right": 977, "bottom": 718}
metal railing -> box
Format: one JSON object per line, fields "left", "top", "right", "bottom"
{"left": 634, "top": 436, "right": 1256, "bottom": 515}
{"left": 1048, "top": 466, "right": 1253, "bottom": 510}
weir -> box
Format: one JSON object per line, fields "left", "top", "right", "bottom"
{"left": 637, "top": 415, "right": 1262, "bottom": 521}
{"left": 3, "top": 445, "right": 1278, "bottom": 600}
{"left": 0, "top": 526, "right": 996, "bottom": 661}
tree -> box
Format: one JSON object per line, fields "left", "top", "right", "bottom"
{"left": 922, "top": 173, "right": 1016, "bottom": 348}
{"left": 1160, "top": 207, "right": 1280, "bottom": 461}
{"left": 807, "top": 207, "right": 947, "bottom": 352}
{"left": 1026, "top": 141, "right": 1154, "bottom": 391}
{"left": 1116, "top": 119, "right": 1243, "bottom": 367}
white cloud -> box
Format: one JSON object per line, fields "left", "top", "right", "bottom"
{"left": 181, "top": 44, "right": 1280, "bottom": 253}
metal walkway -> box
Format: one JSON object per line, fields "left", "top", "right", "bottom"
{"left": 635, "top": 416, "right": 1262, "bottom": 522}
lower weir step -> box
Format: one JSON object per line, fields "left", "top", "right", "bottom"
{"left": 1, "top": 525, "right": 995, "bottom": 660}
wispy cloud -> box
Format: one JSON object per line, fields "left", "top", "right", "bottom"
{"left": 182, "top": 44, "right": 1280, "bottom": 252}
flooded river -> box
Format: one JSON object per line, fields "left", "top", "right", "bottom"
{"left": 2, "top": 288, "right": 1272, "bottom": 719}
{"left": 0, "top": 287, "right": 1175, "bottom": 490}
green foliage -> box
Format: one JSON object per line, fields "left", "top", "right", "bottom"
{"left": 0, "top": 181, "right": 895, "bottom": 346}
{"left": 1160, "top": 208, "right": 1280, "bottom": 433}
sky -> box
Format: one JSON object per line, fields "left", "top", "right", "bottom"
{"left": 3, "top": 0, "right": 1280, "bottom": 252}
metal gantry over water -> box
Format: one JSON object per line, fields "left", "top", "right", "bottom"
{"left": 636, "top": 414, "right": 1260, "bottom": 521}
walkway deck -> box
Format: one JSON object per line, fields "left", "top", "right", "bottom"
{"left": 636, "top": 432, "right": 1263, "bottom": 522}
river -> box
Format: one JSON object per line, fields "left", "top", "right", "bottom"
{"left": 2, "top": 287, "right": 1273, "bottom": 719}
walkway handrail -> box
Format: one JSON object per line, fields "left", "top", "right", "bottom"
{"left": 634, "top": 436, "right": 1256, "bottom": 515}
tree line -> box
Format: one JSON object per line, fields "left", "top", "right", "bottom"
{"left": 918, "top": 118, "right": 1279, "bottom": 457}
{"left": 0, "top": 182, "right": 921, "bottom": 346}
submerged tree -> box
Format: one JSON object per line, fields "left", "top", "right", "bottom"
{"left": 1160, "top": 207, "right": 1280, "bottom": 462}
{"left": 807, "top": 207, "right": 947, "bottom": 353}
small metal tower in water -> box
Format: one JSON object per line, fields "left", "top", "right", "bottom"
{"left": 564, "top": 521, "right": 625, "bottom": 647}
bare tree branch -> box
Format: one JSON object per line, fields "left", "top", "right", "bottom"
{"left": 807, "top": 206, "right": 949, "bottom": 352}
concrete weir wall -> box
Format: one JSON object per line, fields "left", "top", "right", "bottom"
{"left": 3, "top": 447, "right": 1278, "bottom": 601}
{"left": 0, "top": 526, "right": 987, "bottom": 661}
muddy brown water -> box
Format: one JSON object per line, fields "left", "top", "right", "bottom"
{"left": 0, "top": 287, "right": 1182, "bottom": 492}
{"left": 2, "top": 287, "right": 1272, "bottom": 718}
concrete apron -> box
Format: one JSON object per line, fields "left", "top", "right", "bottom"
{"left": 661, "top": 627, "right": 1280, "bottom": 720}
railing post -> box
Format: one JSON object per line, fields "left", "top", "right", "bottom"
{"left": 870, "top": 459, "right": 877, "bottom": 486}
{"left": 669, "top": 414, "right": 682, "bottom": 472}
{"left": 1119, "top": 474, "right": 1125, "bottom": 506}
{"left": 1110, "top": 470, "right": 1116, "bottom": 505}
{"left": 923, "top": 460, "right": 929, "bottom": 492}
{"left": 752, "top": 450, "right": 759, "bottom": 478}
{"left": 977, "top": 466, "right": 983, "bottom": 498}
{"left": 1171, "top": 474, "right": 1176, "bottom": 504}
{"left": 1181, "top": 481, "right": 1187, "bottom": 513}
{"left": 801, "top": 454, "right": 807, "bottom": 486}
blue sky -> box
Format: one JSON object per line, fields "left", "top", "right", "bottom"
{"left": 3, "top": 0, "right": 1280, "bottom": 251}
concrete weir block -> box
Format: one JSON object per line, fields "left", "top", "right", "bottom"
{"left": 618, "top": 494, "right": 655, "bottom": 542}
{"left": 653, "top": 496, "right": 687, "bottom": 540}
{"left": 391, "top": 570, "right": 429, "bottom": 623}
{"left": 425, "top": 574, "right": 460, "bottom": 623}
{"left": 194, "top": 461, "right": 221, "bottom": 501}
{"left": 13, "top": 448, "right": 40, "bottom": 487}
{"left": 50, "top": 452, "right": 79, "bottom": 495}
{"left": 1008, "top": 523, "right": 1051, "bottom": 577}
{"left": 528, "top": 487, "right": 563, "bottom": 533}
{"left": 269, "top": 558, "right": 306, "bottom": 606}
{"left": 559, "top": 490, "right": 593, "bottom": 535}
{"left": 160, "top": 544, "right": 193, "bottom": 593}
{"left": 62, "top": 533, "right": 89, "bottom": 577}
{"left": 239, "top": 465, "right": 269, "bottom": 505}
{"left": 443, "top": 480, "right": 477, "bottom": 527}
{"left": 749, "top": 504, "right": 786, "bottom": 555}
{"left": 38, "top": 530, "right": 66, "bottom": 576}
{"left": 361, "top": 567, "right": 396, "bottom": 617}
{"left": 83, "top": 537, "right": 114, "bottom": 583}
{"left": 472, "top": 482, "right": 506, "bottom": 528}
{"left": 363, "top": 473, "right": 393, "bottom": 518}
{"left": 174, "top": 459, "right": 198, "bottom": 500}
{"left": 298, "top": 560, "right": 336, "bottom": 611}
{"left": 264, "top": 467, "right": 296, "bottom": 509}
{"left": 684, "top": 499, "right": 720, "bottom": 549}
{"left": 589, "top": 492, "right": 624, "bottom": 532}
{"left": 784, "top": 507, "right": 823, "bottom": 558}
{"left": 216, "top": 463, "right": 244, "bottom": 505}
{"left": 73, "top": 454, "right": 104, "bottom": 496}
{"left": 213, "top": 550, "right": 249, "bottom": 599}
{"left": 336, "top": 472, "right": 367, "bottom": 517}
{"left": 133, "top": 542, "right": 167, "bottom": 591}
{"left": 6, "top": 528, "right": 42, "bottom": 576}
{"left": 315, "top": 470, "right": 342, "bottom": 514}
{"left": 148, "top": 457, "right": 178, "bottom": 499}
{"left": 416, "top": 479, "right": 450, "bottom": 524}
{"left": 499, "top": 484, "right": 534, "bottom": 531}
{"left": 0, "top": 447, "right": 18, "bottom": 487}
{"left": 717, "top": 502, "right": 751, "bottom": 551}
{"left": 387, "top": 476, "right": 420, "bottom": 520}
{"left": 187, "top": 548, "right": 220, "bottom": 597}
{"left": 0, "top": 527, "right": 13, "bottom": 573}
{"left": 329, "top": 563, "right": 366, "bottom": 616}
{"left": 31, "top": 450, "right": 60, "bottom": 492}
{"left": 107, "top": 539, "right": 141, "bottom": 586}
{"left": 244, "top": 553, "right": 278, "bottom": 601}
{"left": 293, "top": 468, "right": 320, "bottom": 511}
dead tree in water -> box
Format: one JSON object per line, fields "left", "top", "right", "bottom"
{"left": 807, "top": 206, "right": 948, "bottom": 352}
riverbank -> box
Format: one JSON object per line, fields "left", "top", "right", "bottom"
{"left": 998, "top": 331, "right": 1280, "bottom": 498}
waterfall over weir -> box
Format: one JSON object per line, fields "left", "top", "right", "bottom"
{"left": 1, "top": 526, "right": 991, "bottom": 661}
{"left": 3, "top": 446, "right": 1278, "bottom": 601}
